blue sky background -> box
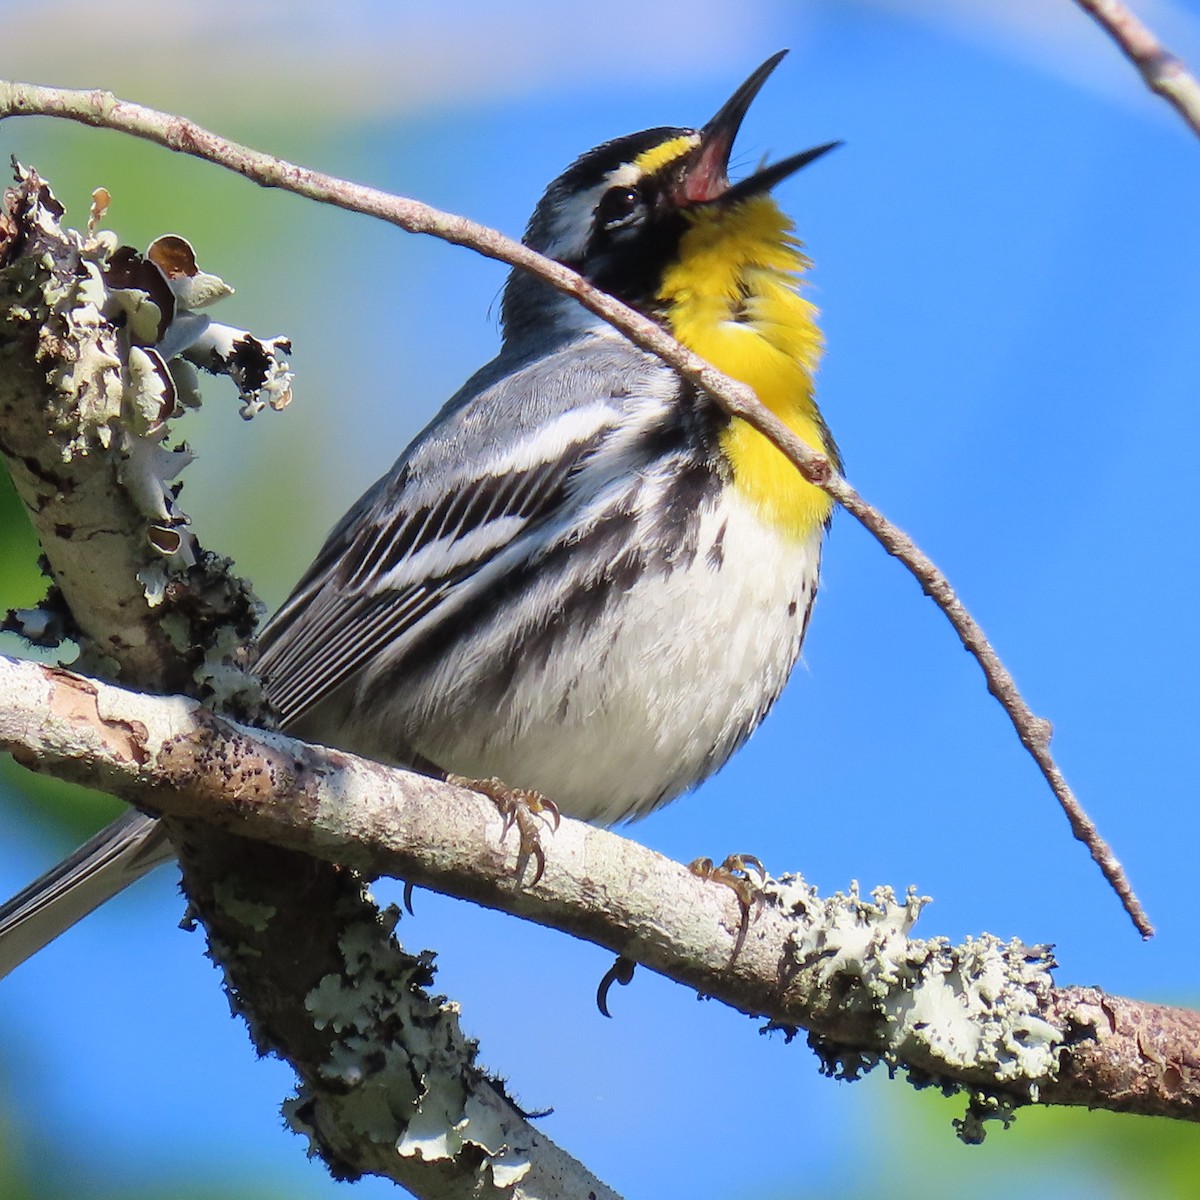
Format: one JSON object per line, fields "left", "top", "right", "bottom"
{"left": 2, "top": 1, "right": 1200, "bottom": 1196}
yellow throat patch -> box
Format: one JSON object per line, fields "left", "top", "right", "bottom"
{"left": 656, "top": 195, "right": 834, "bottom": 541}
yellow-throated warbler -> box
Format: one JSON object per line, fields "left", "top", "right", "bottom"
{"left": 0, "top": 51, "right": 839, "bottom": 974}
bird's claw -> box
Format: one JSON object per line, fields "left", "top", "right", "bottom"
{"left": 450, "top": 774, "right": 560, "bottom": 887}
{"left": 596, "top": 955, "right": 636, "bottom": 1018}
{"left": 688, "top": 853, "right": 767, "bottom": 963}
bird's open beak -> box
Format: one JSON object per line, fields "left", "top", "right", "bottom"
{"left": 681, "top": 49, "right": 840, "bottom": 206}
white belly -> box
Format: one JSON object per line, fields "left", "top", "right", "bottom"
{"left": 401, "top": 489, "right": 822, "bottom": 825}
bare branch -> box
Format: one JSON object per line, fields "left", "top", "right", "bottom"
{"left": 1073, "top": 0, "right": 1200, "bottom": 139}
{"left": 2, "top": 652, "right": 1197, "bottom": 1125}
{"left": 0, "top": 79, "right": 1150, "bottom": 935}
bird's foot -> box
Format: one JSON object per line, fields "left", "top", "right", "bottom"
{"left": 449, "top": 774, "right": 561, "bottom": 887}
{"left": 688, "top": 853, "right": 767, "bottom": 964}
{"left": 594, "top": 853, "right": 767, "bottom": 1017}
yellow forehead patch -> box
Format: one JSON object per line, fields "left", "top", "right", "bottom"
{"left": 631, "top": 134, "right": 700, "bottom": 177}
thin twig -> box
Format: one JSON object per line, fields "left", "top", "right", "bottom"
{"left": 0, "top": 80, "right": 1151, "bottom": 936}
{"left": 1073, "top": 0, "right": 1200, "bottom": 138}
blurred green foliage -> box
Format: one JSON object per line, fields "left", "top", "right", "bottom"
{"left": 3, "top": 116, "right": 321, "bottom": 264}
{"left": 788, "top": 1076, "right": 1200, "bottom": 1200}
{"left": 0, "top": 454, "right": 41, "bottom": 611}
{"left": 0, "top": 115, "right": 323, "bottom": 845}
{"left": 0, "top": 414, "right": 126, "bottom": 842}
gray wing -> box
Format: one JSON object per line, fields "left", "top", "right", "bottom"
{"left": 257, "top": 332, "right": 675, "bottom": 730}
{"left": 0, "top": 333, "right": 678, "bottom": 977}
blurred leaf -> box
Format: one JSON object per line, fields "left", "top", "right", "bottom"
{"left": 813, "top": 1074, "right": 1200, "bottom": 1200}
{"left": 2, "top": 452, "right": 124, "bottom": 842}
{"left": 0, "top": 465, "right": 42, "bottom": 613}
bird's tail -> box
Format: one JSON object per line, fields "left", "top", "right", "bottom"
{"left": 0, "top": 811, "right": 173, "bottom": 978}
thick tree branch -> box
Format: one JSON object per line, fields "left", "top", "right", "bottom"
{"left": 0, "top": 77, "right": 1150, "bottom": 935}
{"left": 170, "top": 822, "right": 618, "bottom": 1200}
{"left": 0, "top": 167, "right": 614, "bottom": 1198}
{"left": 2, "top": 651, "right": 1197, "bottom": 1127}
{"left": 1073, "top": 0, "right": 1200, "bottom": 138}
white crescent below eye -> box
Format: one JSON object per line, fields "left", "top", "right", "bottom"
{"left": 597, "top": 187, "right": 642, "bottom": 231}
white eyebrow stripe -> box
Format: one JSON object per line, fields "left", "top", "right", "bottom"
{"left": 538, "top": 164, "right": 645, "bottom": 260}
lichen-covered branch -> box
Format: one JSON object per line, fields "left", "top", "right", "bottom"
{"left": 0, "top": 168, "right": 614, "bottom": 1199}
{"left": 0, "top": 169, "right": 271, "bottom": 697}
{"left": 1073, "top": 0, "right": 1200, "bottom": 139}
{"left": 0, "top": 76, "right": 1149, "bottom": 936}
{"left": 3, "top": 651, "right": 1197, "bottom": 1128}
{"left": 172, "top": 819, "right": 617, "bottom": 1199}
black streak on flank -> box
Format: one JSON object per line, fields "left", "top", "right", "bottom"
{"left": 513, "top": 507, "right": 644, "bottom": 677}
{"left": 654, "top": 455, "right": 716, "bottom": 571}
{"left": 707, "top": 519, "right": 728, "bottom": 569}
{"left": 390, "top": 503, "right": 641, "bottom": 708}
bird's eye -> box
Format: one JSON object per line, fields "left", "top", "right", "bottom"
{"left": 595, "top": 186, "right": 641, "bottom": 231}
